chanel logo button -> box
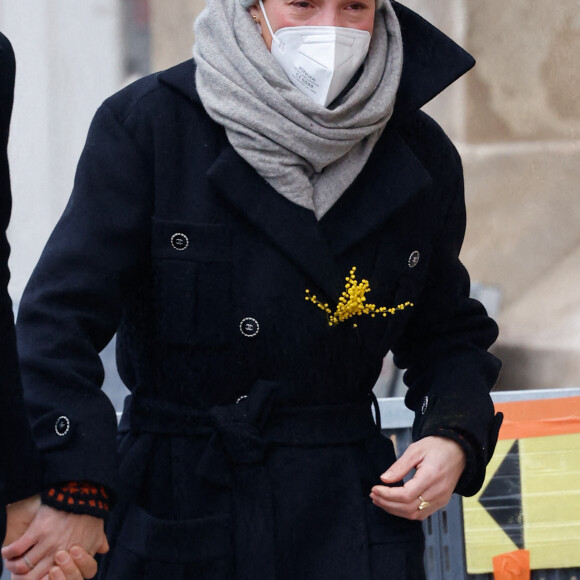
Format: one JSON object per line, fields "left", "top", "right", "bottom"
{"left": 55, "top": 416, "right": 71, "bottom": 437}
{"left": 421, "top": 396, "right": 429, "bottom": 415}
{"left": 240, "top": 317, "right": 260, "bottom": 338}
{"left": 171, "top": 233, "right": 189, "bottom": 251}
{"left": 408, "top": 251, "right": 420, "bottom": 268}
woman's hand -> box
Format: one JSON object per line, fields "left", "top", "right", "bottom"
{"left": 3, "top": 495, "right": 41, "bottom": 547}
{"left": 370, "top": 435, "right": 466, "bottom": 520}
{"left": 2, "top": 504, "right": 108, "bottom": 579}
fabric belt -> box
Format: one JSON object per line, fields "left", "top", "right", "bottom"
{"left": 118, "top": 381, "right": 379, "bottom": 580}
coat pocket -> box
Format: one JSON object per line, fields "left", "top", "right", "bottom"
{"left": 103, "top": 504, "right": 233, "bottom": 580}
{"left": 358, "top": 433, "right": 426, "bottom": 579}
{"left": 364, "top": 500, "right": 425, "bottom": 580}
{"left": 151, "top": 218, "right": 231, "bottom": 346}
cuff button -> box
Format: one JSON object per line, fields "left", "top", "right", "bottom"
{"left": 55, "top": 416, "right": 71, "bottom": 437}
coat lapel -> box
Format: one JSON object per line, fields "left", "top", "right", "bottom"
{"left": 207, "top": 145, "right": 344, "bottom": 302}
{"left": 320, "top": 127, "right": 432, "bottom": 255}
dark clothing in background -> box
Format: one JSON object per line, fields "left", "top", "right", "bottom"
{"left": 0, "top": 31, "right": 43, "bottom": 561}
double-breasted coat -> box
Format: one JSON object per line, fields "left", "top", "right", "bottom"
{"left": 17, "top": 4, "right": 502, "bottom": 579}
{"left": 0, "top": 31, "right": 42, "bottom": 559}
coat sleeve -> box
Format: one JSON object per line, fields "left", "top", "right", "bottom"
{"left": 16, "top": 101, "right": 154, "bottom": 492}
{"left": 0, "top": 31, "right": 43, "bottom": 504}
{"left": 0, "top": 200, "right": 44, "bottom": 504}
{"left": 0, "top": 234, "right": 43, "bottom": 504}
{"left": 391, "top": 132, "right": 502, "bottom": 497}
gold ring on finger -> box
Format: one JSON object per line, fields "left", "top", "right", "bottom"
{"left": 418, "top": 495, "right": 430, "bottom": 511}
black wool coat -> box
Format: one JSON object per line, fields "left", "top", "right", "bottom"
{"left": 0, "top": 31, "right": 42, "bottom": 556}
{"left": 17, "top": 5, "right": 502, "bottom": 580}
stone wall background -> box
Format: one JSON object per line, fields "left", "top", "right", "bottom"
{"left": 2, "top": 0, "right": 578, "bottom": 392}
{"left": 402, "top": 1, "right": 580, "bottom": 390}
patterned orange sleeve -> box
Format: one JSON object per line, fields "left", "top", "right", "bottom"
{"left": 41, "top": 481, "right": 111, "bottom": 518}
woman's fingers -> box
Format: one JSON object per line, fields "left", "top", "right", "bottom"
{"left": 371, "top": 435, "right": 467, "bottom": 521}
{"left": 7, "top": 556, "right": 53, "bottom": 580}
{"left": 3, "top": 543, "right": 54, "bottom": 578}
{"left": 1, "top": 526, "right": 37, "bottom": 560}
{"left": 370, "top": 482, "right": 430, "bottom": 520}
{"left": 51, "top": 551, "right": 83, "bottom": 580}
{"left": 69, "top": 546, "right": 99, "bottom": 578}
{"left": 370, "top": 486, "right": 436, "bottom": 520}
{"left": 7, "top": 547, "right": 99, "bottom": 580}
{"left": 379, "top": 442, "right": 423, "bottom": 485}
{"left": 95, "top": 534, "right": 110, "bottom": 555}
{"left": 49, "top": 566, "right": 69, "bottom": 580}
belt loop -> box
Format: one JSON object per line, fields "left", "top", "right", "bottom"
{"left": 370, "top": 392, "right": 381, "bottom": 431}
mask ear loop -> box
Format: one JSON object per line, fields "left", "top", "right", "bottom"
{"left": 258, "top": 0, "right": 282, "bottom": 49}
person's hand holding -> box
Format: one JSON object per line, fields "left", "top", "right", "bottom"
{"left": 370, "top": 435, "right": 466, "bottom": 520}
{"left": 3, "top": 495, "right": 41, "bottom": 547}
{"left": 2, "top": 503, "right": 108, "bottom": 579}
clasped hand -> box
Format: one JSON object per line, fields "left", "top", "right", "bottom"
{"left": 2, "top": 495, "right": 108, "bottom": 580}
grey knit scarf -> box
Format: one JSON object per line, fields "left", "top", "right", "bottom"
{"left": 193, "top": 0, "right": 403, "bottom": 219}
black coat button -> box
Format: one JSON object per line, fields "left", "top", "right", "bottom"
{"left": 55, "top": 416, "right": 71, "bottom": 436}
{"left": 171, "top": 233, "right": 189, "bottom": 251}
{"left": 239, "top": 317, "right": 259, "bottom": 338}
{"left": 408, "top": 251, "right": 420, "bottom": 268}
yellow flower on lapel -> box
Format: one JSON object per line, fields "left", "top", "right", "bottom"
{"left": 305, "top": 267, "right": 413, "bottom": 327}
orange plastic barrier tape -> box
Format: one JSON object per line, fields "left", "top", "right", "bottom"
{"left": 493, "top": 549, "right": 530, "bottom": 580}
{"left": 495, "top": 396, "right": 580, "bottom": 440}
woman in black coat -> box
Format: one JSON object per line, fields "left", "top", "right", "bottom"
{"left": 8, "top": 1, "right": 502, "bottom": 578}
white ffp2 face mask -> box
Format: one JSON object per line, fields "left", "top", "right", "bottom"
{"left": 258, "top": 0, "right": 371, "bottom": 108}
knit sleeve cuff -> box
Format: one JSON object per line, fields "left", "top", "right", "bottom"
{"left": 41, "top": 482, "right": 111, "bottom": 519}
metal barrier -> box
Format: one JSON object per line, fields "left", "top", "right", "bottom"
{"left": 378, "top": 388, "right": 580, "bottom": 580}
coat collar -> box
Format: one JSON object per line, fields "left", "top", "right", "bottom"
{"left": 158, "top": 2, "right": 475, "bottom": 118}
{"left": 391, "top": 3, "right": 475, "bottom": 119}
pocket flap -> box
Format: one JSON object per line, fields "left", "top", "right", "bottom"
{"left": 118, "top": 504, "right": 231, "bottom": 563}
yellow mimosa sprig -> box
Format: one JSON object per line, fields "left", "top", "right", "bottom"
{"left": 305, "top": 267, "right": 413, "bottom": 327}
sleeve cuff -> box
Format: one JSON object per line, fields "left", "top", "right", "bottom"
{"left": 41, "top": 481, "right": 112, "bottom": 519}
